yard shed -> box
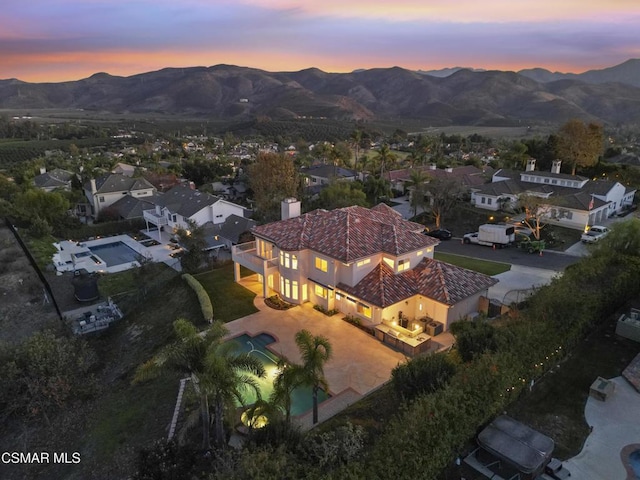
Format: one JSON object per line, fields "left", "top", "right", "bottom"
{"left": 477, "top": 415, "right": 554, "bottom": 478}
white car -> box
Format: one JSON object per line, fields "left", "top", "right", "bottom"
{"left": 581, "top": 225, "right": 609, "bottom": 243}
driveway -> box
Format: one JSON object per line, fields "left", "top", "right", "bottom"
{"left": 563, "top": 376, "right": 640, "bottom": 479}
{"left": 488, "top": 265, "right": 561, "bottom": 303}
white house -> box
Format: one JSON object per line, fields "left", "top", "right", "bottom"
{"left": 142, "top": 184, "right": 248, "bottom": 235}
{"left": 470, "top": 160, "right": 636, "bottom": 229}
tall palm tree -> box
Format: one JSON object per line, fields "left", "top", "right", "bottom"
{"left": 294, "top": 329, "right": 333, "bottom": 425}
{"left": 374, "top": 143, "right": 397, "bottom": 177}
{"left": 407, "top": 169, "right": 431, "bottom": 217}
{"left": 270, "top": 359, "right": 304, "bottom": 424}
{"left": 133, "top": 319, "right": 265, "bottom": 450}
{"left": 350, "top": 129, "right": 363, "bottom": 171}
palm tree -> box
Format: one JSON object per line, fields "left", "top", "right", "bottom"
{"left": 133, "top": 319, "right": 265, "bottom": 450}
{"left": 374, "top": 143, "right": 397, "bottom": 177}
{"left": 407, "top": 169, "right": 431, "bottom": 217}
{"left": 294, "top": 329, "right": 333, "bottom": 425}
{"left": 270, "top": 359, "right": 304, "bottom": 424}
{"left": 350, "top": 129, "right": 363, "bottom": 171}
{"left": 364, "top": 175, "right": 392, "bottom": 204}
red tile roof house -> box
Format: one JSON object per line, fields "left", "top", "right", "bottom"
{"left": 232, "top": 199, "right": 497, "bottom": 354}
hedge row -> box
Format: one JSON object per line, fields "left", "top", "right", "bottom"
{"left": 182, "top": 273, "right": 214, "bottom": 323}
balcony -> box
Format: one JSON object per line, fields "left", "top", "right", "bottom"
{"left": 143, "top": 209, "right": 168, "bottom": 226}
{"left": 232, "top": 241, "right": 278, "bottom": 276}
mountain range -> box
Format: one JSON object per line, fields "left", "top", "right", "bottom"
{"left": 2, "top": 59, "right": 640, "bottom": 126}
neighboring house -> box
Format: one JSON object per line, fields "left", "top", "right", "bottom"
{"left": 301, "top": 164, "right": 358, "bottom": 187}
{"left": 108, "top": 194, "right": 159, "bottom": 220}
{"left": 142, "top": 184, "right": 248, "bottom": 234}
{"left": 33, "top": 168, "right": 74, "bottom": 192}
{"left": 201, "top": 214, "right": 257, "bottom": 251}
{"left": 232, "top": 200, "right": 497, "bottom": 338}
{"left": 471, "top": 160, "right": 636, "bottom": 228}
{"left": 112, "top": 162, "right": 136, "bottom": 177}
{"left": 143, "top": 172, "right": 182, "bottom": 192}
{"left": 84, "top": 173, "right": 156, "bottom": 218}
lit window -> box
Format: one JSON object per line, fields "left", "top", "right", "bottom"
{"left": 292, "top": 280, "right": 299, "bottom": 300}
{"left": 280, "top": 251, "right": 293, "bottom": 268}
{"left": 356, "top": 258, "right": 371, "bottom": 267}
{"left": 314, "top": 284, "right": 327, "bottom": 298}
{"left": 383, "top": 257, "right": 394, "bottom": 269}
{"left": 291, "top": 254, "right": 298, "bottom": 270}
{"left": 416, "top": 251, "right": 423, "bottom": 257}
{"left": 335, "top": 293, "right": 342, "bottom": 300}
{"left": 315, "top": 257, "right": 328, "bottom": 272}
{"left": 357, "top": 302, "right": 372, "bottom": 318}
{"left": 398, "top": 259, "right": 410, "bottom": 272}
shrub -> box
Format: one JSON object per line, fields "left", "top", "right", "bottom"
{"left": 313, "top": 305, "right": 339, "bottom": 316}
{"left": 450, "top": 319, "right": 499, "bottom": 363}
{"left": 182, "top": 273, "right": 213, "bottom": 322}
{"left": 265, "top": 295, "right": 294, "bottom": 310}
{"left": 391, "top": 352, "right": 457, "bottom": 401}
{"left": 28, "top": 216, "right": 52, "bottom": 238}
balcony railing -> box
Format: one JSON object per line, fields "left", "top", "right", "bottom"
{"left": 143, "top": 209, "right": 168, "bottom": 225}
{"left": 232, "top": 241, "right": 278, "bottom": 274}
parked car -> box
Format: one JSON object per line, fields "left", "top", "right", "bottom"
{"left": 424, "top": 228, "right": 452, "bottom": 240}
{"left": 581, "top": 225, "right": 609, "bottom": 243}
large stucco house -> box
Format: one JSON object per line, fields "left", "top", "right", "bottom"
{"left": 471, "top": 159, "right": 636, "bottom": 229}
{"left": 232, "top": 199, "right": 496, "bottom": 352}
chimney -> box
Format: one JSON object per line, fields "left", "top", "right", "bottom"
{"left": 281, "top": 198, "right": 301, "bottom": 220}
{"left": 551, "top": 160, "right": 561, "bottom": 174}
{"left": 526, "top": 158, "right": 536, "bottom": 172}
{"left": 39, "top": 167, "right": 46, "bottom": 175}
{"left": 90, "top": 178, "right": 97, "bottom": 195}
{"left": 429, "top": 164, "right": 437, "bottom": 170}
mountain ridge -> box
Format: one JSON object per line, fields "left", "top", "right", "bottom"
{"left": 2, "top": 59, "right": 640, "bottom": 126}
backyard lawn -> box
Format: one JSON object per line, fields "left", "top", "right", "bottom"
{"left": 195, "top": 263, "right": 258, "bottom": 323}
{"left": 434, "top": 252, "right": 511, "bottom": 276}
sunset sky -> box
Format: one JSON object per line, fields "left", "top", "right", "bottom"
{"left": 2, "top": 0, "right": 639, "bottom": 83}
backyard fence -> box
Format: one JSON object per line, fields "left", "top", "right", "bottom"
{"left": 4, "top": 217, "right": 63, "bottom": 320}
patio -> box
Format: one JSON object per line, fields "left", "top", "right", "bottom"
{"left": 227, "top": 274, "right": 455, "bottom": 428}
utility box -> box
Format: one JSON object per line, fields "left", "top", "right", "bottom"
{"left": 426, "top": 321, "right": 443, "bottom": 336}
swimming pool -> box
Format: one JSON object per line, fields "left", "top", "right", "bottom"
{"left": 88, "top": 241, "right": 140, "bottom": 267}
{"left": 226, "top": 333, "right": 329, "bottom": 417}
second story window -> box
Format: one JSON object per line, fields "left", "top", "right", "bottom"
{"left": 315, "top": 256, "right": 328, "bottom": 272}
{"left": 279, "top": 252, "right": 299, "bottom": 270}
{"left": 397, "top": 259, "right": 410, "bottom": 272}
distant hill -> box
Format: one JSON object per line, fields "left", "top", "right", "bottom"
{"left": 2, "top": 60, "right": 640, "bottom": 126}
{"left": 518, "top": 59, "right": 640, "bottom": 88}
{"left": 417, "top": 67, "right": 487, "bottom": 78}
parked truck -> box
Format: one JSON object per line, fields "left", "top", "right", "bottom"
{"left": 463, "top": 224, "right": 516, "bottom": 248}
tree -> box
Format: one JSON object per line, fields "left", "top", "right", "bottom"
{"left": 363, "top": 175, "right": 392, "bottom": 204}
{"left": 424, "top": 177, "right": 463, "bottom": 228}
{"left": 271, "top": 359, "right": 304, "bottom": 425}
{"left": 294, "top": 330, "right": 332, "bottom": 425}
{"left": 555, "top": 119, "right": 604, "bottom": 175}
{"left": 517, "top": 194, "right": 569, "bottom": 240}
{"left": 14, "top": 189, "right": 69, "bottom": 225}
{"left": 176, "top": 220, "right": 208, "bottom": 273}
{"left": 248, "top": 153, "right": 299, "bottom": 221}
{"left": 407, "top": 170, "right": 431, "bottom": 217}
{"left": 350, "top": 129, "right": 363, "bottom": 171}
{"left": 316, "top": 181, "right": 367, "bottom": 210}
{"left": 373, "top": 143, "right": 397, "bottom": 177}
{"left": 134, "top": 319, "right": 266, "bottom": 450}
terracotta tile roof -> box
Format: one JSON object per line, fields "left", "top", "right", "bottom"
{"left": 252, "top": 204, "right": 437, "bottom": 262}
{"left": 337, "top": 258, "right": 498, "bottom": 308}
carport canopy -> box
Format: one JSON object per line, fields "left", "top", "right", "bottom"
{"left": 477, "top": 415, "right": 555, "bottom": 474}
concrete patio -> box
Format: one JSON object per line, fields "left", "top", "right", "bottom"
{"left": 225, "top": 275, "right": 455, "bottom": 429}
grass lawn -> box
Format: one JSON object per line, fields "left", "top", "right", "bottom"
{"left": 434, "top": 251, "right": 511, "bottom": 276}
{"left": 195, "top": 263, "right": 258, "bottom": 323}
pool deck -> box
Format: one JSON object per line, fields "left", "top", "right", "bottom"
{"left": 53, "top": 234, "right": 182, "bottom": 274}
{"left": 225, "top": 276, "right": 455, "bottom": 431}
{"left": 563, "top": 376, "right": 640, "bottom": 480}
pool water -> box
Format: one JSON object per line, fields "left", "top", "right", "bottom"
{"left": 630, "top": 449, "right": 640, "bottom": 479}
{"left": 226, "top": 333, "right": 329, "bottom": 416}
{"left": 88, "top": 241, "right": 140, "bottom": 267}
